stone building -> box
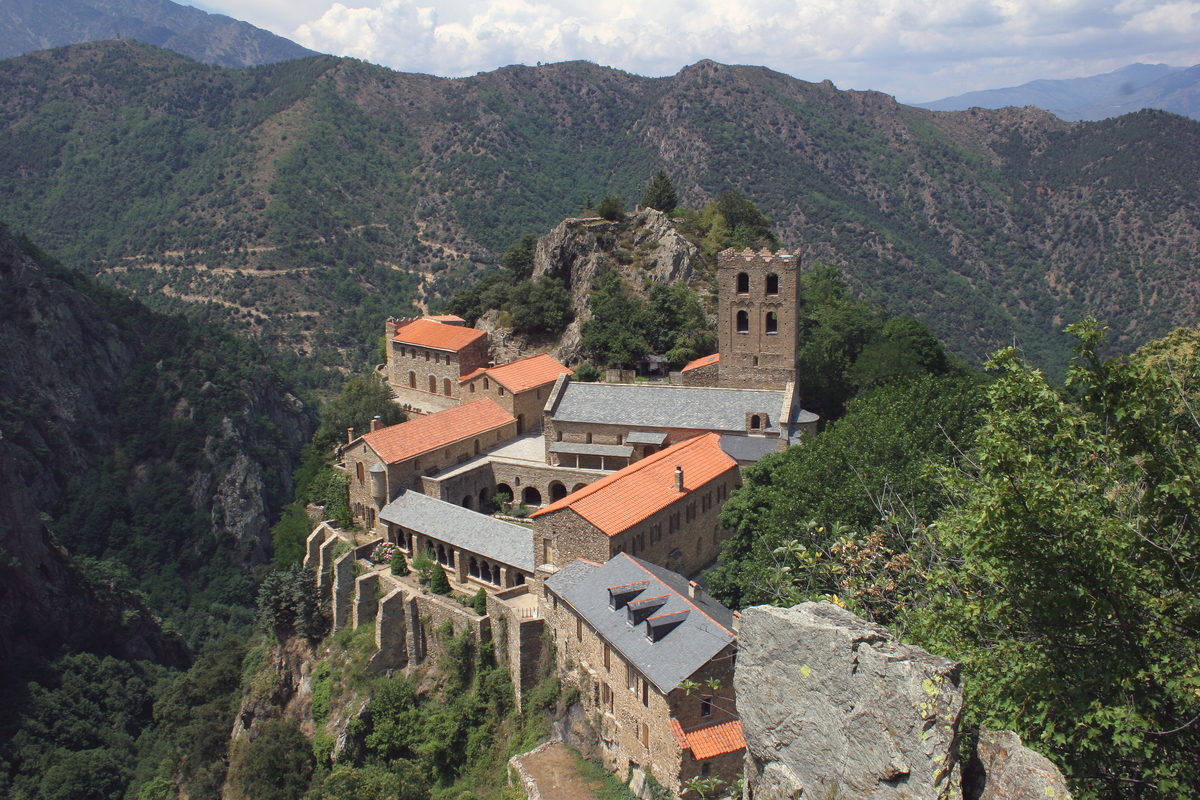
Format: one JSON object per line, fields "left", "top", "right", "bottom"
{"left": 344, "top": 399, "right": 517, "bottom": 529}
{"left": 545, "top": 554, "right": 744, "bottom": 797}
{"left": 379, "top": 490, "right": 535, "bottom": 589}
{"left": 386, "top": 316, "right": 490, "bottom": 412}
{"left": 530, "top": 433, "right": 739, "bottom": 584}
{"left": 459, "top": 353, "right": 571, "bottom": 435}
{"left": 717, "top": 247, "right": 800, "bottom": 391}
{"left": 542, "top": 376, "right": 816, "bottom": 470}
{"left": 680, "top": 352, "right": 720, "bottom": 387}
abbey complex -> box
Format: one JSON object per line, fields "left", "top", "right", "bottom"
{"left": 305, "top": 245, "right": 819, "bottom": 797}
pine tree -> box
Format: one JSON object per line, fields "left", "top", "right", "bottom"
{"left": 641, "top": 169, "right": 679, "bottom": 212}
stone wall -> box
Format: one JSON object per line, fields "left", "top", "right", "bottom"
{"left": 388, "top": 334, "right": 488, "bottom": 399}
{"left": 736, "top": 603, "right": 964, "bottom": 800}
{"left": 421, "top": 456, "right": 606, "bottom": 513}
{"left": 487, "top": 586, "right": 548, "bottom": 712}
{"left": 681, "top": 359, "right": 720, "bottom": 387}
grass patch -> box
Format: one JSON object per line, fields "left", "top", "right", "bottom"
{"left": 571, "top": 749, "right": 638, "bottom": 800}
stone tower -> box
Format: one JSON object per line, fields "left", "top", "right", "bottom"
{"left": 717, "top": 247, "right": 799, "bottom": 390}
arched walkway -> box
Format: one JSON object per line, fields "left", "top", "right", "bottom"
{"left": 495, "top": 483, "right": 514, "bottom": 500}
{"left": 550, "top": 481, "right": 568, "bottom": 502}
{"left": 523, "top": 486, "right": 542, "bottom": 507}
{"left": 572, "top": 483, "right": 587, "bottom": 493}
{"left": 462, "top": 495, "right": 474, "bottom": 509}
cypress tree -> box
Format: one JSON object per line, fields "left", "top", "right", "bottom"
{"left": 641, "top": 169, "right": 679, "bottom": 212}
{"left": 430, "top": 563, "right": 451, "bottom": 594}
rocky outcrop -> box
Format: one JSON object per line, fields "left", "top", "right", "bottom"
{"left": 531, "top": 206, "right": 705, "bottom": 364}
{"left": 736, "top": 602, "right": 964, "bottom": 800}
{"left": 963, "top": 730, "right": 1073, "bottom": 800}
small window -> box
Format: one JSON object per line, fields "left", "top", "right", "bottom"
{"left": 616, "top": 434, "right": 623, "bottom": 445}
{"left": 556, "top": 430, "right": 563, "bottom": 442}
{"left": 701, "top": 762, "right": 712, "bottom": 778}
{"left": 443, "top": 378, "right": 452, "bottom": 396}
{"left": 483, "top": 377, "right": 489, "bottom": 390}
{"left": 604, "top": 644, "right": 611, "bottom": 670}
{"left": 586, "top": 432, "right": 593, "bottom": 444}
{"left": 498, "top": 386, "right": 505, "bottom": 396}
{"left": 751, "top": 415, "right": 761, "bottom": 430}
{"left": 736, "top": 272, "right": 749, "bottom": 293}
{"left": 736, "top": 310, "right": 749, "bottom": 333}
{"left": 576, "top": 616, "right": 583, "bottom": 642}
{"left": 700, "top": 696, "right": 713, "bottom": 717}
{"left": 356, "top": 462, "right": 365, "bottom": 483}
{"left": 425, "top": 351, "right": 430, "bottom": 361}
{"left": 642, "top": 681, "right": 649, "bottom": 707}
{"left": 641, "top": 722, "right": 650, "bottom": 748}
{"left": 429, "top": 375, "right": 437, "bottom": 393}
{"left": 766, "top": 311, "right": 778, "bottom": 334}
{"left": 470, "top": 383, "right": 476, "bottom": 393}
{"left": 766, "top": 273, "right": 779, "bottom": 295}
{"left": 627, "top": 663, "right": 636, "bottom": 692}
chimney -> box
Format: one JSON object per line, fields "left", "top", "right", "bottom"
{"left": 371, "top": 415, "right": 383, "bottom": 432}
{"left": 385, "top": 317, "right": 398, "bottom": 339}
{"left": 674, "top": 465, "right": 684, "bottom": 492}
{"left": 732, "top": 610, "right": 741, "bottom": 635}
{"left": 347, "top": 427, "right": 354, "bottom": 444}
{"left": 688, "top": 580, "right": 703, "bottom": 601}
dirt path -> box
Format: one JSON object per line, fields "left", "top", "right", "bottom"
{"left": 520, "top": 742, "right": 605, "bottom": 800}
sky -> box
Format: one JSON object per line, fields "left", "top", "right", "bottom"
{"left": 191, "top": 0, "right": 1200, "bottom": 103}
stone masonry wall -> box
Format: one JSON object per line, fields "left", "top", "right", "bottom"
{"left": 681, "top": 360, "right": 720, "bottom": 388}
{"left": 487, "top": 586, "right": 547, "bottom": 712}
{"left": 389, "top": 335, "right": 488, "bottom": 399}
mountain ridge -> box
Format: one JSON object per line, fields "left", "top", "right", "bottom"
{"left": 2, "top": 42, "right": 1199, "bottom": 378}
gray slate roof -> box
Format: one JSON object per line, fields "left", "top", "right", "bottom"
{"left": 379, "top": 490, "right": 533, "bottom": 572}
{"left": 546, "top": 553, "right": 736, "bottom": 692}
{"left": 625, "top": 430, "right": 669, "bottom": 445}
{"left": 553, "top": 383, "right": 785, "bottom": 433}
{"left": 549, "top": 442, "right": 635, "bottom": 457}
{"left": 719, "top": 434, "right": 782, "bottom": 463}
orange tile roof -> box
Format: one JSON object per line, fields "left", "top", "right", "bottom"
{"left": 392, "top": 318, "right": 486, "bottom": 352}
{"left": 360, "top": 399, "right": 515, "bottom": 464}
{"left": 682, "top": 353, "right": 720, "bottom": 373}
{"left": 669, "top": 718, "right": 745, "bottom": 759}
{"left": 460, "top": 353, "right": 572, "bottom": 393}
{"left": 530, "top": 433, "right": 737, "bottom": 536}
{"left": 426, "top": 314, "right": 465, "bottom": 323}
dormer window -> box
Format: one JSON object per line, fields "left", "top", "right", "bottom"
{"left": 646, "top": 609, "right": 689, "bottom": 642}
{"left": 626, "top": 594, "right": 668, "bottom": 626}
{"left": 608, "top": 581, "right": 650, "bottom": 610}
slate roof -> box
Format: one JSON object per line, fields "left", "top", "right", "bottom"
{"left": 460, "top": 353, "right": 571, "bottom": 393}
{"left": 681, "top": 352, "right": 720, "bottom": 373}
{"left": 719, "top": 434, "right": 781, "bottom": 463}
{"left": 625, "top": 431, "right": 669, "bottom": 445}
{"left": 531, "top": 433, "right": 737, "bottom": 536}
{"left": 546, "top": 553, "right": 736, "bottom": 692}
{"left": 379, "top": 490, "right": 534, "bottom": 572}
{"left": 669, "top": 719, "right": 746, "bottom": 759}
{"left": 548, "top": 442, "right": 634, "bottom": 457}
{"left": 359, "top": 399, "right": 514, "bottom": 464}
{"left": 392, "top": 317, "right": 487, "bottom": 351}
{"left": 552, "top": 382, "right": 784, "bottom": 433}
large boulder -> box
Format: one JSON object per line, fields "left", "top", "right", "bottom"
{"left": 963, "top": 730, "right": 1073, "bottom": 800}
{"left": 737, "top": 602, "right": 964, "bottom": 800}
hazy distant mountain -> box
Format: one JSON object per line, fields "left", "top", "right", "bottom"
{"left": 916, "top": 63, "right": 1200, "bottom": 121}
{"left": 0, "top": 0, "right": 317, "bottom": 67}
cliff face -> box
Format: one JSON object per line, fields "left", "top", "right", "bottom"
{"left": 528, "top": 206, "right": 704, "bottom": 363}
{"left": 0, "top": 227, "right": 315, "bottom": 659}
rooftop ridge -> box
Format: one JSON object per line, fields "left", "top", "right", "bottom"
{"left": 624, "top": 553, "right": 736, "bottom": 637}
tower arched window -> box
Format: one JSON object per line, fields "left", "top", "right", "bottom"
{"left": 766, "top": 273, "right": 779, "bottom": 295}
{"left": 736, "top": 272, "right": 749, "bottom": 294}
{"left": 736, "top": 310, "right": 749, "bottom": 333}
{"left": 765, "top": 312, "right": 778, "bottom": 334}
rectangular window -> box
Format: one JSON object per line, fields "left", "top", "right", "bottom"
{"left": 641, "top": 722, "right": 650, "bottom": 748}
{"left": 627, "top": 663, "right": 636, "bottom": 692}
{"left": 604, "top": 644, "right": 611, "bottom": 670}
{"left": 700, "top": 696, "right": 713, "bottom": 717}
{"left": 602, "top": 682, "right": 614, "bottom": 713}
{"left": 576, "top": 616, "right": 583, "bottom": 642}
{"left": 642, "top": 680, "right": 649, "bottom": 707}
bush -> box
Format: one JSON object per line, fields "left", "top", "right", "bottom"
{"left": 227, "top": 719, "right": 313, "bottom": 800}
{"left": 411, "top": 551, "right": 434, "bottom": 583}
{"left": 572, "top": 363, "right": 602, "bottom": 382}
{"left": 390, "top": 550, "right": 408, "bottom": 576}
{"left": 472, "top": 588, "right": 488, "bottom": 616}
{"left": 596, "top": 194, "right": 624, "bottom": 221}
{"left": 429, "top": 564, "right": 451, "bottom": 595}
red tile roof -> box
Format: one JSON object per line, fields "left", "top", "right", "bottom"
{"left": 460, "top": 353, "right": 571, "bottom": 393}
{"left": 669, "top": 718, "right": 745, "bottom": 759}
{"left": 360, "top": 399, "right": 514, "bottom": 464}
{"left": 530, "top": 433, "right": 737, "bottom": 536}
{"left": 392, "top": 318, "right": 486, "bottom": 352}
{"left": 682, "top": 353, "right": 720, "bottom": 373}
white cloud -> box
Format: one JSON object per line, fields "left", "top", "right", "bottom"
{"left": 191, "top": 0, "right": 1200, "bottom": 101}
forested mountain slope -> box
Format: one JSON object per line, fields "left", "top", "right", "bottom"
{"left": 2, "top": 42, "right": 1199, "bottom": 375}
{"left": 0, "top": 0, "right": 316, "bottom": 67}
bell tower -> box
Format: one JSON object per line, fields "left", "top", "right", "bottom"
{"left": 717, "top": 247, "right": 799, "bottom": 391}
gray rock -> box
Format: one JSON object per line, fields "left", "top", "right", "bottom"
{"left": 963, "top": 730, "right": 1073, "bottom": 800}
{"left": 737, "top": 602, "right": 963, "bottom": 800}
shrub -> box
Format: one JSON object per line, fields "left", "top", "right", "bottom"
{"left": 390, "top": 550, "right": 408, "bottom": 576}
{"left": 596, "top": 194, "right": 624, "bottom": 221}
{"left": 371, "top": 541, "right": 399, "bottom": 564}
{"left": 430, "top": 564, "right": 451, "bottom": 595}
{"left": 572, "top": 363, "right": 602, "bottom": 382}
{"left": 472, "top": 588, "right": 488, "bottom": 616}
{"left": 411, "top": 551, "right": 434, "bottom": 583}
